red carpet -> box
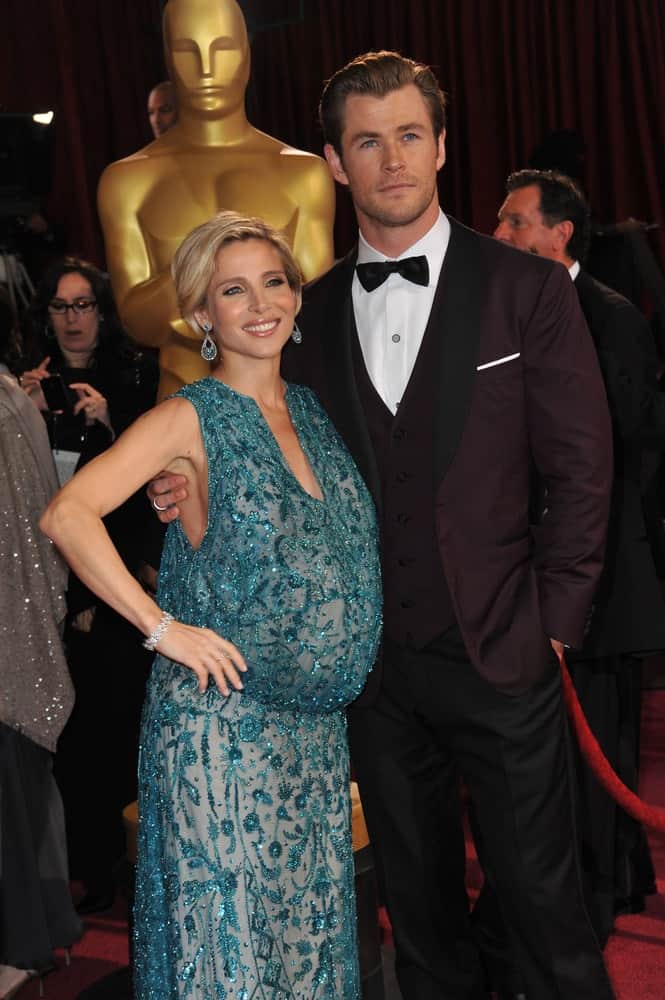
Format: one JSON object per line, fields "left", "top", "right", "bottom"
{"left": 16, "top": 691, "right": 665, "bottom": 1000}
{"left": 17, "top": 892, "right": 130, "bottom": 1000}
{"left": 605, "top": 690, "right": 665, "bottom": 999}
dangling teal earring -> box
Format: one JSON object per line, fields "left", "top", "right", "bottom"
{"left": 291, "top": 321, "right": 302, "bottom": 345}
{"left": 200, "top": 322, "right": 218, "bottom": 361}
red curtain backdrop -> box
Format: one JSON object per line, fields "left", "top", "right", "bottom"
{"left": 1, "top": 0, "right": 664, "bottom": 267}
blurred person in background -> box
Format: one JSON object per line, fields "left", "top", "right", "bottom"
{"left": 485, "top": 170, "right": 665, "bottom": 989}
{"left": 147, "top": 80, "right": 178, "bottom": 139}
{"left": 0, "top": 287, "right": 82, "bottom": 996}
{"left": 20, "top": 259, "right": 160, "bottom": 914}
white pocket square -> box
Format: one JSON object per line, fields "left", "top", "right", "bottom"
{"left": 476, "top": 352, "right": 520, "bottom": 371}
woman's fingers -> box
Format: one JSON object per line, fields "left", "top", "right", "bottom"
{"left": 23, "top": 371, "right": 47, "bottom": 389}
{"left": 156, "top": 624, "right": 248, "bottom": 695}
{"left": 22, "top": 376, "right": 48, "bottom": 410}
{"left": 216, "top": 635, "right": 247, "bottom": 674}
{"left": 203, "top": 634, "right": 246, "bottom": 695}
{"left": 69, "top": 384, "right": 108, "bottom": 423}
{"left": 194, "top": 652, "right": 244, "bottom": 697}
{"left": 24, "top": 358, "right": 51, "bottom": 384}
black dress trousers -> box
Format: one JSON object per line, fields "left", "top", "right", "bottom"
{"left": 347, "top": 627, "right": 614, "bottom": 1000}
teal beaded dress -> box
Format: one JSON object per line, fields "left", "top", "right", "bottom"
{"left": 134, "top": 379, "right": 382, "bottom": 1000}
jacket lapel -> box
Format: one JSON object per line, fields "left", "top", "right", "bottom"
{"left": 432, "top": 218, "right": 487, "bottom": 485}
{"left": 319, "top": 249, "right": 383, "bottom": 511}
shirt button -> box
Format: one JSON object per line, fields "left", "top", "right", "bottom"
{"left": 400, "top": 599, "right": 415, "bottom": 609}
{"left": 392, "top": 333, "right": 401, "bottom": 343}
{"left": 396, "top": 512, "right": 410, "bottom": 525}
{"left": 392, "top": 428, "right": 406, "bottom": 441}
{"left": 396, "top": 471, "right": 409, "bottom": 483}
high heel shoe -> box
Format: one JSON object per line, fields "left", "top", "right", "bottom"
{"left": 0, "top": 964, "right": 42, "bottom": 999}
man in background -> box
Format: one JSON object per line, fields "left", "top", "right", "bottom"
{"left": 147, "top": 80, "right": 178, "bottom": 139}
{"left": 494, "top": 168, "right": 665, "bottom": 947}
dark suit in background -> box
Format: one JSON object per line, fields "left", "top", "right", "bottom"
{"left": 284, "top": 217, "right": 615, "bottom": 999}
{"left": 569, "top": 270, "right": 665, "bottom": 942}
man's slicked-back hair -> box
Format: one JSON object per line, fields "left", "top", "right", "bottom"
{"left": 319, "top": 50, "right": 447, "bottom": 155}
{"left": 506, "top": 169, "right": 591, "bottom": 264}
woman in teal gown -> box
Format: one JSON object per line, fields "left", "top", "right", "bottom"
{"left": 41, "top": 212, "right": 382, "bottom": 999}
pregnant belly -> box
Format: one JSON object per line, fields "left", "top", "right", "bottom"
{"left": 235, "top": 596, "right": 379, "bottom": 713}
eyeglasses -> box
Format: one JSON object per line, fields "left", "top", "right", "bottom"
{"left": 48, "top": 298, "right": 97, "bottom": 315}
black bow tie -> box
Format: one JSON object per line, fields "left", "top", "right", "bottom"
{"left": 356, "top": 255, "right": 430, "bottom": 292}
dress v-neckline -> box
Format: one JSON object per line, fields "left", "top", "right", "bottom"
{"left": 208, "top": 378, "right": 325, "bottom": 504}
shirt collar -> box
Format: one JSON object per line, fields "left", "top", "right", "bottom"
{"left": 356, "top": 209, "right": 450, "bottom": 285}
{"left": 568, "top": 260, "right": 581, "bottom": 281}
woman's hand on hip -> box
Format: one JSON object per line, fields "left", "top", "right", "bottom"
{"left": 156, "top": 622, "right": 247, "bottom": 695}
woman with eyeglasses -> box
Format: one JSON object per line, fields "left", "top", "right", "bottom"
{"left": 21, "top": 257, "right": 157, "bottom": 465}
{"left": 20, "top": 257, "right": 161, "bottom": 917}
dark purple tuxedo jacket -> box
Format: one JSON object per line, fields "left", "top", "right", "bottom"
{"left": 282, "top": 217, "right": 612, "bottom": 696}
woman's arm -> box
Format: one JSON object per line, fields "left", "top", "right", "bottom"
{"left": 40, "top": 397, "right": 246, "bottom": 693}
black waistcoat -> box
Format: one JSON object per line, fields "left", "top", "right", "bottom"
{"left": 351, "top": 319, "right": 456, "bottom": 647}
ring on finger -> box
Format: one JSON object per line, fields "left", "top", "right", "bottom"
{"left": 152, "top": 496, "right": 170, "bottom": 512}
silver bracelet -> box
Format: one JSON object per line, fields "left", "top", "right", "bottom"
{"left": 142, "top": 611, "right": 174, "bottom": 651}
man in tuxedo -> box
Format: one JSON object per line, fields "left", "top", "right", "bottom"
{"left": 494, "top": 169, "right": 665, "bottom": 946}
{"left": 150, "top": 53, "right": 614, "bottom": 999}
{"left": 287, "top": 54, "right": 616, "bottom": 1000}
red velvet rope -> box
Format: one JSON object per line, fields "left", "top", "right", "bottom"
{"left": 560, "top": 657, "right": 665, "bottom": 833}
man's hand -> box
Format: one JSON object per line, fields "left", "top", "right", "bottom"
{"left": 147, "top": 471, "right": 189, "bottom": 523}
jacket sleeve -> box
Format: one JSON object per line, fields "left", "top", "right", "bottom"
{"left": 591, "top": 294, "right": 665, "bottom": 447}
{"left": 525, "top": 264, "right": 613, "bottom": 647}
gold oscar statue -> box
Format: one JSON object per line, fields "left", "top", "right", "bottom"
{"left": 98, "top": 0, "right": 335, "bottom": 397}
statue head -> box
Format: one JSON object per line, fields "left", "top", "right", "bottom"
{"left": 163, "top": 0, "right": 250, "bottom": 120}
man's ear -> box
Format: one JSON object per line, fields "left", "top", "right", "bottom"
{"left": 436, "top": 129, "right": 446, "bottom": 171}
{"left": 324, "top": 143, "right": 349, "bottom": 187}
{"left": 555, "top": 219, "right": 574, "bottom": 253}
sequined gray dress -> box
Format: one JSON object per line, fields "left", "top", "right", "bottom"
{"left": 134, "top": 379, "right": 382, "bottom": 1000}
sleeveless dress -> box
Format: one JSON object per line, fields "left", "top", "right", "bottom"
{"left": 134, "top": 379, "right": 382, "bottom": 1000}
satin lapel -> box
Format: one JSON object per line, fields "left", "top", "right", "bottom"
{"left": 432, "top": 218, "right": 487, "bottom": 485}
{"left": 320, "top": 249, "right": 383, "bottom": 512}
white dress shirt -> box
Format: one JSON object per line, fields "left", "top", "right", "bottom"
{"left": 568, "top": 260, "right": 581, "bottom": 281}
{"left": 352, "top": 210, "right": 450, "bottom": 414}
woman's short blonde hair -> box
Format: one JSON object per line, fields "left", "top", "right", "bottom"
{"left": 171, "top": 211, "right": 303, "bottom": 331}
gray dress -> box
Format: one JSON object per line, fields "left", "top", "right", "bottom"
{"left": 0, "top": 374, "right": 82, "bottom": 970}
